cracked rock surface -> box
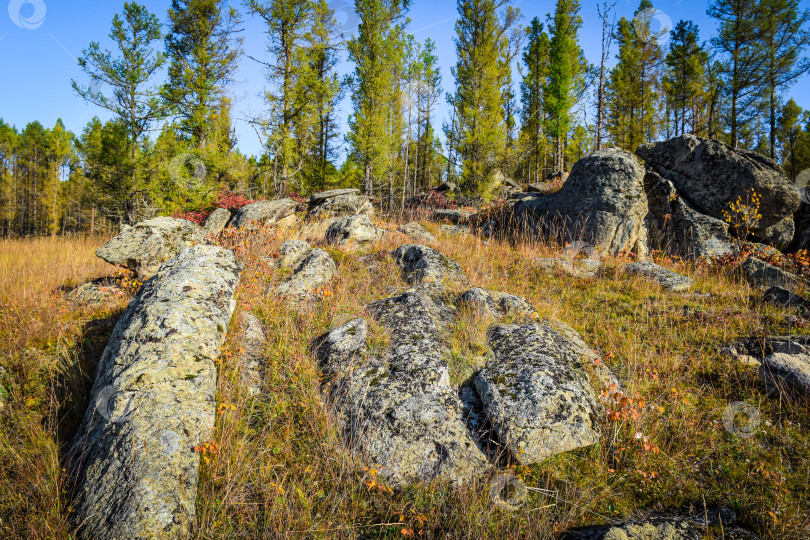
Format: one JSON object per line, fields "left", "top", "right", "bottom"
{"left": 69, "top": 245, "right": 240, "bottom": 540}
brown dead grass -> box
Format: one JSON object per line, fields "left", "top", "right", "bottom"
{"left": 2, "top": 221, "right": 810, "bottom": 539}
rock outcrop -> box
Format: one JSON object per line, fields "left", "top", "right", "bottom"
{"left": 271, "top": 239, "right": 311, "bottom": 269}
{"left": 69, "top": 245, "right": 240, "bottom": 540}
{"left": 622, "top": 261, "right": 694, "bottom": 292}
{"left": 644, "top": 169, "right": 735, "bottom": 259}
{"left": 325, "top": 214, "right": 384, "bottom": 248}
{"left": 236, "top": 311, "right": 268, "bottom": 396}
{"left": 276, "top": 248, "right": 336, "bottom": 299}
{"left": 66, "top": 277, "right": 127, "bottom": 305}
{"left": 473, "top": 323, "right": 603, "bottom": 464}
{"left": 392, "top": 244, "right": 466, "bottom": 285}
{"left": 637, "top": 134, "right": 800, "bottom": 245}
{"left": 458, "top": 288, "right": 537, "bottom": 319}
{"left": 316, "top": 284, "right": 488, "bottom": 487}
{"left": 203, "top": 207, "right": 232, "bottom": 235}
{"left": 96, "top": 217, "right": 206, "bottom": 279}
{"left": 512, "top": 148, "right": 649, "bottom": 257}
{"left": 230, "top": 199, "right": 297, "bottom": 229}
{"left": 307, "top": 189, "right": 374, "bottom": 218}
{"left": 431, "top": 209, "right": 473, "bottom": 224}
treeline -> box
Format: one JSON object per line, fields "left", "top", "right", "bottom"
{"left": 1, "top": 0, "right": 809, "bottom": 237}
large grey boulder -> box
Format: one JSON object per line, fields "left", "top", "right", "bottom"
{"left": 69, "top": 245, "right": 240, "bottom": 540}
{"left": 276, "top": 248, "right": 336, "bottom": 299}
{"left": 512, "top": 148, "right": 649, "bottom": 257}
{"left": 203, "top": 207, "right": 232, "bottom": 235}
{"left": 637, "top": 134, "right": 800, "bottom": 241}
{"left": 644, "top": 169, "right": 735, "bottom": 259}
{"left": 757, "top": 216, "right": 794, "bottom": 251}
{"left": 325, "top": 214, "right": 384, "bottom": 248}
{"left": 316, "top": 285, "right": 488, "bottom": 487}
{"left": 230, "top": 198, "right": 297, "bottom": 229}
{"left": 622, "top": 261, "right": 694, "bottom": 292}
{"left": 307, "top": 189, "right": 374, "bottom": 219}
{"left": 96, "top": 217, "right": 206, "bottom": 279}
{"left": 473, "top": 323, "right": 603, "bottom": 464}
{"left": 392, "top": 244, "right": 466, "bottom": 285}
{"left": 788, "top": 201, "right": 810, "bottom": 252}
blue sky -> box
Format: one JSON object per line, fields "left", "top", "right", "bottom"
{"left": 1, "top": 0, "right": 808, "bottom": 159}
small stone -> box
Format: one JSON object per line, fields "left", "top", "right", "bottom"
{"left": 203, "top": 207, "right": 231, "bottom": 235}
{"left": 398, "top": 222, "right": 436, "bottom": 243}
{"left": 392, "top": 244, "right": 466, "bottom": 285}
{"left": 623, "top": 261, "right": 694, "bottom": 292}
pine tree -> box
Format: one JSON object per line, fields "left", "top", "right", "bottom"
{"left": 72, "top": 2, "right": 166, "bottom": 224}
{"left": 544, "top": 0, "right": 586, "bottom": 173}
{"left": 708, "top": 0, "right": 769, "bottom": 148}
{"left": 519, "top": 17, "right": 550, "bottom": 183}
{"left": 164, "top": 0, "right": 243, "bottom": 148}
{"left": 595, "top": 1, "right": 617, "bottom": 150}
{"left": 347, "top": 0, "right": 410, "bottom": 196}
{"left": 415, "top": 39, "right": 442, "bottom": 191}
{"left": 606, "top": 0, "right": 664, "bottom": 151}
{"left": 663, "top": 20, "right": 708, "bottom": 136}
{"left": 248, "top": 0, "right": 313, "bottom": 195}
{"left": 758, "top": 0, "right": 810, "bottom": 158}
{"left": 450, "top": 0, "right": 521, "bottom": 195}
{"left": 777, "top": 99, "right": 810, "bottom": 180}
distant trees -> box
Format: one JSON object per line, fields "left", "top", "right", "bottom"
{"left": 449, "top": 0, "right": 521, "bottom": 195}
{"left": 663, "top": 20, "right": 709, "bottom": 137}
{"left": 3, "top": 0, "right": 810, "bottom": 237}
{"left": 347, "top": 0, "right": 410, "bottom": 196}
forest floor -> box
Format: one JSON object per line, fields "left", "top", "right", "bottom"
{"left": 1, "top": 217, "right": 809, "bottom": 539}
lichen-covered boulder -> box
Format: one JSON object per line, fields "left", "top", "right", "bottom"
{"left": 316, "top": 285, "right": 488, "bottom": 488}
{"left": 69, "top": 245, "right": 240, "bottom": 540}
{"left": 622, "top": 261, "right": 694, "bottom": 292}
{"left": 637, "top": 134, "right": 800, "bottom": 241}
{"left": 512, "top": 148, "right": 649, "bottom": 257}
{"left": 644, "top": 170, "right": 735, "bottom": 259}
{"left": 96, "top": 217, "right": 205, "bottom": 279}
{"left": 230, "top": 198, "right": 297, "bottom": 229}
{"left": 325, "top": 214, "right": 384, "bottom": 248}
{"left": 307, "top": 189, "right": 374, "bottom": 219}
{"left": 314, "top": 318, "right": 368, "bottom": 380}
{"left": 276, "top": 248, "right": 336, "bottom": 299}
{"left": 392, "top": 244, "right": 466, "bottom": 285}
{"left": 398, "top": 222, "right": 436, "bottom": 243}
{"left": 473, "top": 323, "right": 602, "bottom": 464}
{"left": 458, "top": 288, "right": 537, "bottom": 319}
{"left": 203, "top": 207, "right": 232, "bottom": 235}
{"left": 272, "top": 239, "right": 311, "bottom": 269}
{"left": 439, "top": 224, "right": 471, "bottom": 236}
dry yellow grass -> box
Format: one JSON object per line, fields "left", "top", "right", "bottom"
{"left": 1, "top": 221, "right": 809, "bottom": 539}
